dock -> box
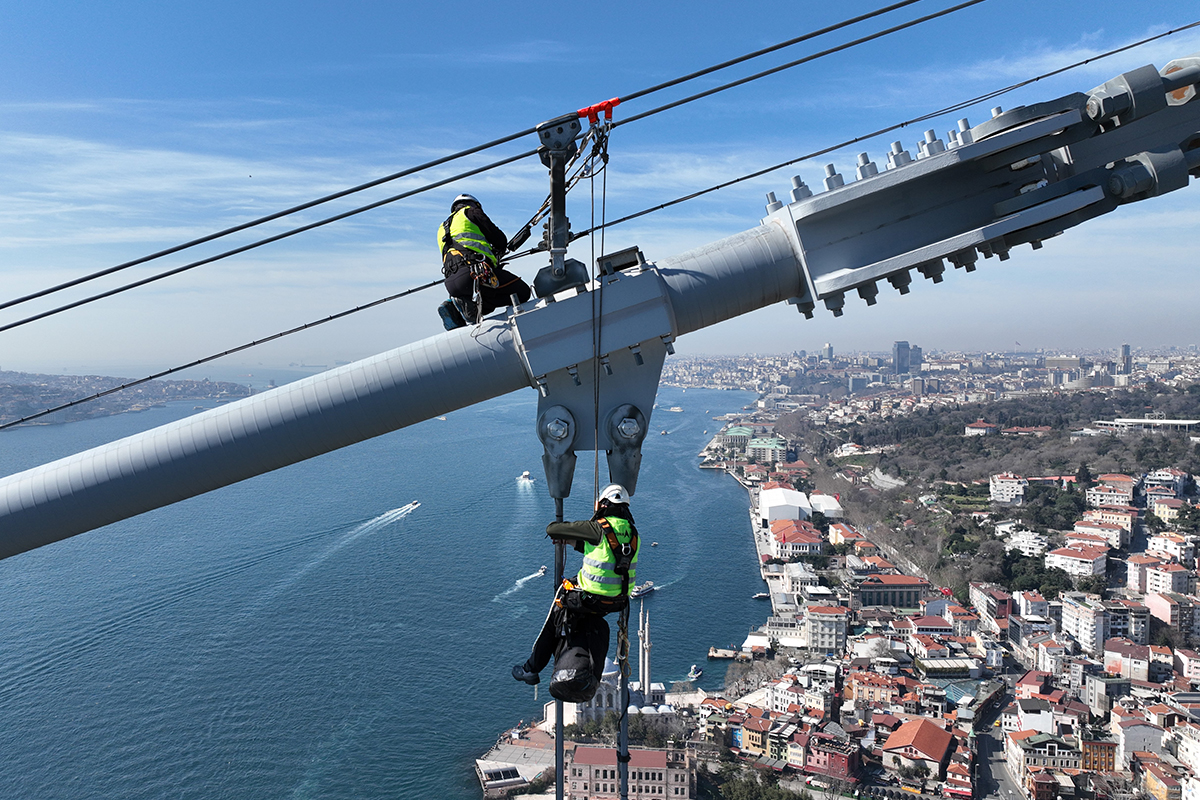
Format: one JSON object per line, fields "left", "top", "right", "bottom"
{"left": 707, "top": 647, "right": 748, "bottom": 661}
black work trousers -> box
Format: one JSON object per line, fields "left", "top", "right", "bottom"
{"left": 443, "top": 262, "right": 531, "bottom": 316}
{"left": 525, "top": 589, "right": 622, "bottom": 680}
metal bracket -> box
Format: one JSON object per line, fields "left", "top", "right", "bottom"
{"left": 606, "top": 404, "right": 648, "bottom": 494}
{"left": 757, "top": 56, "right": 1200, "bottom": 315}
{"left": 536, "top": 113, "right": 583, "bottom": 286}
{"left": 538, "top": 405, "right": 577, "bottom": 500}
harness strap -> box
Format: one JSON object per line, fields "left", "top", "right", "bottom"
{"left": 597, "top": 517, "right": 638, "bottom": 596}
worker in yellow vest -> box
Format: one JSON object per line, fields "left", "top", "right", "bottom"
{"left": 512, "top": 484, "right": 640, "bottom": 701}
{"left": 436, "top": 194, "right": 531, "bottom": 329}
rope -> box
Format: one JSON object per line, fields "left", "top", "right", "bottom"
{"left": 587, "top": 123, "right": 612, "bottom": 504}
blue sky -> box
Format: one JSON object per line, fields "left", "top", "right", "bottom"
{"left": 1, "top": 0, "right": 1198, "bottom": 374}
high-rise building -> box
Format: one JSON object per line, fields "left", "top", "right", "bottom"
{"left": 892, "top": 341, "right": 910, "bottom": 375}
{"left": 1121, "top": 343, "right": 1132, "bottom": 375}
{"left": 821, "top": 343, "right": 833, "bottom": 361}
{"left": 910, "top": 345, "right": 922, "bottom": 370}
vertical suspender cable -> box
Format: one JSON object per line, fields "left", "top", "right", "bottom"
{"left": 554, "top": 496, "right": 565, "bottom": 800}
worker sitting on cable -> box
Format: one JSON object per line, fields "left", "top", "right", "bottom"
{"left": 436, "top": 193, "right": 532, "bottom": 330}
{"left": 512, "top": 484, "right": 640, "bottom": 702}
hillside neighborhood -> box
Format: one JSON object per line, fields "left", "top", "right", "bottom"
{"left": 480, "top": 346, "right": 1200, "bottom": 800}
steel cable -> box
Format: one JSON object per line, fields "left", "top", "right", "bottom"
{"left": 1, "top": 0, "right": 960, "bottom": 313}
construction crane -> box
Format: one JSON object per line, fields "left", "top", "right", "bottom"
{"left": 1, "top": 51, "right": 1199, "bottom": 799}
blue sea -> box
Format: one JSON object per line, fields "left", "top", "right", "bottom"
{"left": 0, "top": 384, "right": 767, "bottom": 798}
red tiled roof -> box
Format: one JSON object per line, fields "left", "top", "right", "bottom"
{"left": 882, "top": 718, "right": 953, "bottom": 761}
{"left": 573, "top": 746, "right": 668, "bottom": 767}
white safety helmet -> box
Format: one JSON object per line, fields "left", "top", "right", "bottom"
{"left": 452, "top": 193, "right": 480, "bottom": 210}
{"left": 599, "top": 484, "right": 630, "bottom": 505}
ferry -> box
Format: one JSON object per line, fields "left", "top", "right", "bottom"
{"left": 667, "top": 406, "right": 684, "bottom": 412}
{"left": 687, "top": 664, "right": 703, "bottom": 680}
{"left": 630, "top": 581, "right": 655, "bottom": 598}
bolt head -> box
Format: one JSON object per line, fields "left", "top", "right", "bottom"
{"left": 546, "top": 419, "right": 570, "bottom": 440}
{"left": 617, "top": 418, "right": 641, "bottom": 439}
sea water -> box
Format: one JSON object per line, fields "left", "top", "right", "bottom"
{"left": 0, "top": 385, "right": 767, "bottom": 798}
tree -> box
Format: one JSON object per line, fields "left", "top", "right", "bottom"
{"left": 1075, "top": 462, "right": 1094, "bottom": 489}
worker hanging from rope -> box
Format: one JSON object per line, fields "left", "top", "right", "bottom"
{"left": 436, "top": 194, "right": 531, "bottom": 330}
{"left": 512, "top": 484, "right": 641, "bottom": 702}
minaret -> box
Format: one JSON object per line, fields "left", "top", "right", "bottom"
{"left": 638, "top": 600, "right": 652, "bottom": 695}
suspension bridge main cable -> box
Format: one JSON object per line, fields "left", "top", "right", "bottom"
{"left": 0, "top": 278, "right": 442, "bottom": 431}
{"left": 1, "top": 0, "right": 965, "bottom": 315}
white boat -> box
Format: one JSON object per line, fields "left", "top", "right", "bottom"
{"left": 630, "top": 581, "right": 655, "bottom": 598}
{"left": 536, "top": 565, "right": 547, "bottom": 577}
{"left": 687, "top": 664, "right": 703, "bottom": 680}
{"left": 651, "top": 541, "right": 659, "bottom": 547}
{"left": 752, "top": 591, "right": 769, "bottom": 600}
{"left": 517, "top": 470, "right": 534, "bottom": 482}
{"left": 667, "top": 406, "right": 683, "bottom": 412}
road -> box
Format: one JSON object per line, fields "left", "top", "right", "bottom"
{"left": 975, "top": 719, "right": 1023, "bottom": 800}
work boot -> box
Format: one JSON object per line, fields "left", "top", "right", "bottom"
{"left": 452, "top": 297, "right": 478, "bottom": 324}
{"left": 512, "top": 663, "right": 540, "bottom": 685}
{"left": 437, "top": 300, "right": 466, "bottom": 331}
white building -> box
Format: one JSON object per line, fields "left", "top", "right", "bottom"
{"left": 1148, "top": 533, "right": 1194, "bottom": 564}
{"left": 1087, "top": 484, "right": 1134, "bottom": 508}
{"left": 1045, "top": 545, "right": 1107, "bottom": 577}
{"left": 757, "top": 487, "right": 811, "bottom": 528}
{"left": 1060, "top": 593, "right": 1107, "bottom": 655}
{"left": 990, "top": 472, "right": 1029, "bottom": 504}
{"left": 1016, "top": 591, "right": 1050, "bottom": 618}
{"left": 808, "top": 493, "right": 844, "bottom": 519}
{"left": 1072, "top": 519, "right": 1128, "bottom": 549}
{"left": 1147, "top": 562, "right": 1191, "bottom": 595}
{"left": 803, "top": 606, "right": 850, "bottom": 653}
{"left": 1004, "top": 529, "right": 1048, "bottom": 558}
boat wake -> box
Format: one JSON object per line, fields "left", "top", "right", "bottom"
{"left": 247, "top": 503, "right": 420, "bottom": 612}
{"left": 491, "top": 566, "right": 548, "bottom": 602}
{"left": 0, "top": 503, "right": 422, "bottom": 701}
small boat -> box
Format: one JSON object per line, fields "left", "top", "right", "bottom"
{"left": 752, "top": 592, "right": 770, "bottom": 600}
{"left": 667, "top": 406, "right": 684, "bottom": 412}
{"left": 437, "top": 416, "right": 447, "bottom": 421}
{"left": 630, "top": 581, "right": 655, "bottom": 598}
{"left": 651, "top": 542, "right": 659, "bottom": 547}
{"left": 536, "top": 565, "right": 547, "bottom": 577}
{"left": 688, "top": 665, "right": 703, "bottom": 680}
{"left": 660, "top": 430, "right": 668, "bottom": 435}
{"left": 518, "top": 470, "right": 534, "bottom": 482}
